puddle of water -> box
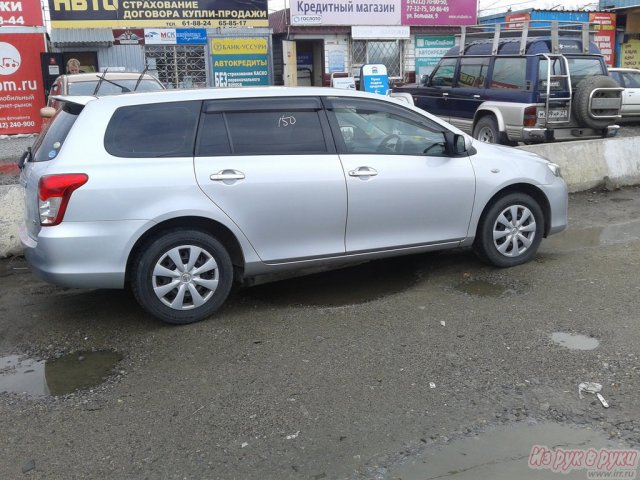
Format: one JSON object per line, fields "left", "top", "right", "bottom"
{"left": 551, "top": 332, "right": 600, "bottom": 351}
{"left": 242, "top": 258, "right": 420, "bottom": 307}
{"left": 544, "top": 220, "right": 640, "bottom": 251}
{"left": 389, "top": 423, "right": 623, "bottom": 480}
{"left": 0, "top": 351, "right": 122, "bottom": 398}
{"left": 455, "top": 279, "right": 509, "bottom": 297}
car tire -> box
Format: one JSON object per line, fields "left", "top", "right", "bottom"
{"left": 473, "top": 116, "right": 500, "bottom": 144}
{"left": 573, "top": 75, "right": 621, "bottom": 130}
{"left": 131, "top": 229, "right": 233, "bottom": 324}
{"left": 473, "top": 193, "right": 544, "bottom": 268}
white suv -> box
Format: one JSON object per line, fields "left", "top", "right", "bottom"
{"left": 20, "top": 87, "right": 568, "bottom": 324}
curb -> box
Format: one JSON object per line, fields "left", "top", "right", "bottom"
{"left": 1, "top": 135, "right": 639, "bottom": 258}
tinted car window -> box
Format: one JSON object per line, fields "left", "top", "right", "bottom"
{"left": 224, "top": 110, "right": 328, "bottom": 155}
{"left": 566, "top": 57, "right": 606, "bottom": 88}
{"left": 105, "top": 101, "right": 200, "bottom": 158}
{"left": 32, "top": 103, "right": 83, "bottom": 162}
{"left": 431, "top": 58, "right": 457, "bottom": 87}
{"left": 491, "top": 58, "right": 527, "bottom": 90}
{"left": 458, "top": 57, "right": 490, "bottom": 88}
{"left": 69, "top": 79, "right": 164, "bottom": 96}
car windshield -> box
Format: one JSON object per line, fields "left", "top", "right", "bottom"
{"left": 68, "top": 78, "right": 164, "bottom": 96}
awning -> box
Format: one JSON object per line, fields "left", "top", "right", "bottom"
{"left": 50, "top": 28, "right": 114, "bottom": 47}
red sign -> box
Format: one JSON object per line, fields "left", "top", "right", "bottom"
{"left": 590, "top": 12, "right": 616, "bottom": 67}
{"left": 505, "top": 13, "right": 530, "bottom": 29}
{"left": 0, "top": 0, "right": 43, "bottom": 27}
{"left": 0, "top": 34, "right": 47, "bottom": 135}
{"left": 113, "top": 29, "right": 145, "bottom": 45}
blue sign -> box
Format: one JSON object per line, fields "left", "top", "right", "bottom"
{"left": 176, "top": 29, "right": 207, "bottom": 44}
{"left": 360, "top": 64, "right": 389, "bottom": 95}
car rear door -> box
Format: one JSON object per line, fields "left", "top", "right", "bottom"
{"left": 193, "top": 97, "right": 348, "bottom": 263}
{"left": 619, "top": 71, "right": 640, "bottom": 115}
{"left": 324, "top": 96, "right": 476, "bottom": 253}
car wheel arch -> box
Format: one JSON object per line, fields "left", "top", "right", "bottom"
{"left": 125, "top": 216, "right": 246, "bottom": 284}
{"left": 474, "top": 107, "right": 506, "bottom": 132}
{"left": 473, "top": 184, "right": 551, "bottom": 239}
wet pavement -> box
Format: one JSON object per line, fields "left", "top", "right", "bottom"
{"left": 0, "top": 187, "right": 639, "bottom": 479}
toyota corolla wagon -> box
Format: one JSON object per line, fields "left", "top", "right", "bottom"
{"left": 19, "top": 87, "right": 568, "bottom": 324}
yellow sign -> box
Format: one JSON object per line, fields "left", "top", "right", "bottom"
{"left": 622, "top": 39, "right": 640, "bottom": 69}
{"left": 210, "top": 38, "right": 267, "bottom": 55}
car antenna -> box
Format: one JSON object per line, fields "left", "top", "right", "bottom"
{"left": 134, "top": 66, "right": 149, "bottom": 92}
{"left": 93, "top": 67, "right": 109, "bottom": 96}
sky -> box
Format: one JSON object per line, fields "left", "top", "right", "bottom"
{"left": 268, "top": 0, "right": 599, "bottom": 16}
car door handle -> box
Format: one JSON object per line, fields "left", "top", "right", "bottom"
{"left": 210, "top": 170, "right": 245, "bottom": 181}
{"left": 349, "top": 167, "right": 378, "bottom": 177}
{"left": 473, "top": 94, "right": 481, "bottom": 99}
{"left": 443, "top": 92, "right": 449, "bottom": 97}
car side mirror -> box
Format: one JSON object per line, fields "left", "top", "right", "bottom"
{"left": 447, "top": 133, "right": 471, "bottom": 155}
{"left": 421, "top": 74, "right": 430, "bottom": 86}
{"left": 40, "top": 106, "right": 56, "bottom": 118}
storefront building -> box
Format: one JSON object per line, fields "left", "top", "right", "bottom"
{"left": 269, "top": 0, "right": 476, "bottom": 87}
{"left": 46, "top": 0, "right": 270, "bottom": 89}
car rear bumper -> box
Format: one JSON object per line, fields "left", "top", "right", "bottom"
{"left": 521, "top": 125, "right": 619, "bottom": 142}
{"left": 20, "top": 220, "right": 149, "bottom": 289}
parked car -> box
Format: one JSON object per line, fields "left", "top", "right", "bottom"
{"left": 394, "top": 21, "right": 623, "bottom": 145}
{"left": 19, "top": 87, "right": 568, "bottom": 324}
{"left": 47, "top": 71, "right": 165, "bottom": 110}
{"left": 608, "top": 67, "right": 640, "bottom": 120}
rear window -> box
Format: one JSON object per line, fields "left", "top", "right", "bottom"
{"left": 68, "top": 78, "right": 164, "bottom": 96}
{"left": 31, "top": 103, "right": 82, "bottom": 162}
{"left": 566, "top": 57, "right": 607, "bottom": 88}
{"left": 104, "top": 101, "right": 201, "bottom": 158}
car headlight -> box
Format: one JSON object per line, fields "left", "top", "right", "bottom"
{"left": 546, "top": 162, "right": 562, "bottom": 178}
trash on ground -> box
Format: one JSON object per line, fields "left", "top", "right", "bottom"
{"left": 578, "top": 382, "right": 610, "bottom": 408}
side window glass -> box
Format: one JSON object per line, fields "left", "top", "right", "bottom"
{"left": 197, "top": 113, "right": 230, "bottom": 156}
{"left": 105, "top": 101, "right": 200, "bottom": 158}
{"left": 491, "top": 58, "right": 527, "bottom": 90}
{"left": 609, "top": 71, "right": 622, "bottom": 85}
{"left": 331, "top": 105, "right": 447, "bottom": 156}
{"left": 225, "top": 110, "right": 327, "bottom": 155}
{"left": 458, "top": 58, "right": 490, "bottom": 88}
{"left": 430, "top": 58, "right": 457, "bottom": 87}
{"left": 625, "top": 72, "right": 640, "bottom": 88}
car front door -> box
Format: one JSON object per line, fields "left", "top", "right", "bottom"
{"left": 620, "top": 71, "right": 640, "bottom": 115}
{"left": 194, "top": 97, "right": 347, "bottom": 263}
{"left": 325, "top": 97, "right": 476, "bottom": 253}
{"left": 412, "top": 58, "right": 458, "bottom": 122}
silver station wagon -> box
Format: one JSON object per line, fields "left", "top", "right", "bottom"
{"left": 20, "top": 87, "right": 568, "bottom": 324}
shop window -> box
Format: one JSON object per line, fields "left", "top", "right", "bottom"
{"left": 145, "top": 45, "right": 206, "bottom": 89}
{"left": 352, "top": 40, "right": 403, "bottom": 78}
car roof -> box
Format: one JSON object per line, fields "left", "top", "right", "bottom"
{"left": 63, "top": 72, "right": 160, "bottom": 83}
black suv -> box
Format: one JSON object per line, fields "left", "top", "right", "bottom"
{"left": 395, "top": 21, "right": 623, "bottom": 145}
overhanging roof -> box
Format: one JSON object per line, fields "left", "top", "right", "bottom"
{"left": 50, "top": 28, "right": 114, "bottom": 47}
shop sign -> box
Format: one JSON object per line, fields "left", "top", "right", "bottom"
{"left": 113, "top": 29, "right": 145, "bottom": 44}
{"left": 144, "top": 28, "right": 206, "bottom": 44}
{"left": 590, "top": 12, "right": 616, "bottom": 67}
{"left": 360, "top": 64, "right": 388, "bottom": 95}
{"left": 211, "top": 38, "right": 268, "bottom": 88}
{"left": 0, "top": 34, "right": 46, "bottom": 135}
{"left": 505, "top": 12, "right": 530, "bottom": 29}
{"left": 1, "top": 0, "right": 43, "bottom": 27}
{"left": 292, "top": 0, "right": 475, "bottom": 26}
{"left": 402, "top": 0, "right": 476, "bottom": 26}
{"left": 621, "top": 39, "right": 640, "bottom": 69}
{"left": 415, "top": 35, "right": 455, "bottom": 77}
{"left": 48, "top": 0, "right": 267, "bottom": 28}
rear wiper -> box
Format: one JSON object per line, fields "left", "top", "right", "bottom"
{"left": 134, "top": 66, "right": 149, "bottom": 92}
{"left": 92, "top": 69, "right": 132, "bottom": 95}
{"left": 92, "top": 68, "right": 108, "bottom": 96}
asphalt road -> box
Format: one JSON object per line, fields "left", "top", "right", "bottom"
{"left": 1, "top": 186, "right": 639, "bottom": 479}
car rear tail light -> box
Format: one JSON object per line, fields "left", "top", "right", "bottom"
{"left": 524, "top": 106, "right": 538, "bottom": 127}
{"left": 38, "top": 174, "right": 88, "bottom": 226}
